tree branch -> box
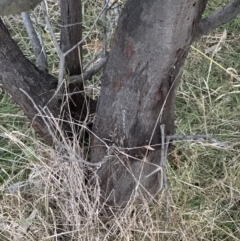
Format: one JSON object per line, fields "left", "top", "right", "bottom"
{"left": 194, "top": 0, "right": 240, "bottom": 42}
{"left": 21, "top": 11, "right": 48, "bottom": 71}
{"left": 70, "top": 55, "right": 108, "bottom": 84}
{"left": 41, "top": 1, "right": 62, "bottom": 56}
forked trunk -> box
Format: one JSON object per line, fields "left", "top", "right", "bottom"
{"left": 91, "top": 0, "right": 207, "bottom": 206}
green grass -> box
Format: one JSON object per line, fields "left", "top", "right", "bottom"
{"left": 168, "top": 12, "right": 240, "bottom": 239}
{"left": 0, "top": 89, "right": 34, "bottom": 186}
{"left": 1, "top": 0, "right": 240, "bottom": 240}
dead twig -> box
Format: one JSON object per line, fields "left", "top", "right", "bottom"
{"left": 159, "top": 124, "right": 228, "bottom": 230}
{"left": 166, "top": 133, "right": 228, "bottom": 147}
{"left": 160, "top": 125, "right": 170, "bottom": 230}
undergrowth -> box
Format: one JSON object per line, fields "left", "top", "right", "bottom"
{"left": 1, "top": 0, "right": 240, "bottom": 240}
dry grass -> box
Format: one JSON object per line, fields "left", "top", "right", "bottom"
{"left": 0, "top": 123, "right": 170, "bottom": 241}
{"left": 1, "top": 0, "right": 240, "bottom": 240}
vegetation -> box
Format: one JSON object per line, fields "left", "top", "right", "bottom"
{"left": 1, "top": 0, "right": 240, "bottom": 240}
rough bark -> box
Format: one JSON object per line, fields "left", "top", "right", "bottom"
{"left": 91, "top": 0, "right": 208, "bottom": 206}
{"left": 60, "top": 0, "right": 87, "bottom": 120}
{"left": 0, "top": 19, "right": 60, "bottom": 144}
{"left": 60, "top": 0, "right": 82, "bottom": 75}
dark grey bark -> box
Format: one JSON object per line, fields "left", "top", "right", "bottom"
{"left": 91, "top": 0, "right": 208, "bottom": 206}
{"left": 60, "top": 0, "right": 82, "bottom": 75}
{"left": 60, "top": 0, "right": 87, "bottom": 120}
{"left": 0, "top": 19, "right": 60, "bottom": 144}
{"left": 194, "top": 0, "right": 240, "bottom": 41}
{"left": 0, "top": 0, "right": 42, "bottom": 16}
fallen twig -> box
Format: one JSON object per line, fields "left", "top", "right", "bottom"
{"left": 159, "top": 125, "right": 228, "bottom": 229}
{"left": 166, "top": 133, "right": 228, "bottom": 147}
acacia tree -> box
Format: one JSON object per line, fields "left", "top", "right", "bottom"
{"left": 0, "top": 0, "right": 240, "bottom": 207}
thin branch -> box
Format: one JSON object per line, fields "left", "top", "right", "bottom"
{"left": 105, "top": 1, "right": 119, "bottom": 44}
{"left": 41, "top": 2, "right": 65, "bottom": 91}
{"left": 102, "top": 0, "right": 108, "bottom": 56}
{"left": 41, "top": 1, "right": 62, "bottom": 56}
{"left": 57, "top": 55, "right": 66, "bottom": 88}
{"left": 69, "top": 55, "right": 108, "bottom": 84}
{"left": 83, "top": 51, "right": 102, "bottom": 72}
{"left": 166, "top": 134, "right": 228, "bottom": 147}
{"left": 194, "top": 0, "right": 240, "bottom": 42}
{"left": 160, "top": 125, "right": 165, "bottom": 167}
{"left": 21, "top": 11, "right": 48, "bottom": 71}
{"left": 160, "top": 125, "right": 170, "bottom": 230}
{"left": 61, "top": 147, "right": 113, "bottom": 167}
{"left": 112, "top": 1, "right": 119, "bottom": 29}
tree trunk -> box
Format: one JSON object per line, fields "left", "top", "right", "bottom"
{"left": 0, "top": 19, "right": 60, "bottom": 144}
{"left": 91, "top": 0, "right": 207, "bottom": 206}
{"left": 60, "top": 0, "right": 87, "bottom": 121}
{"left": 60, "top": 0, "right": 82, "bottom": 75}
{"left": 1, "top": 0, "right": 239, "bottom": 209}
